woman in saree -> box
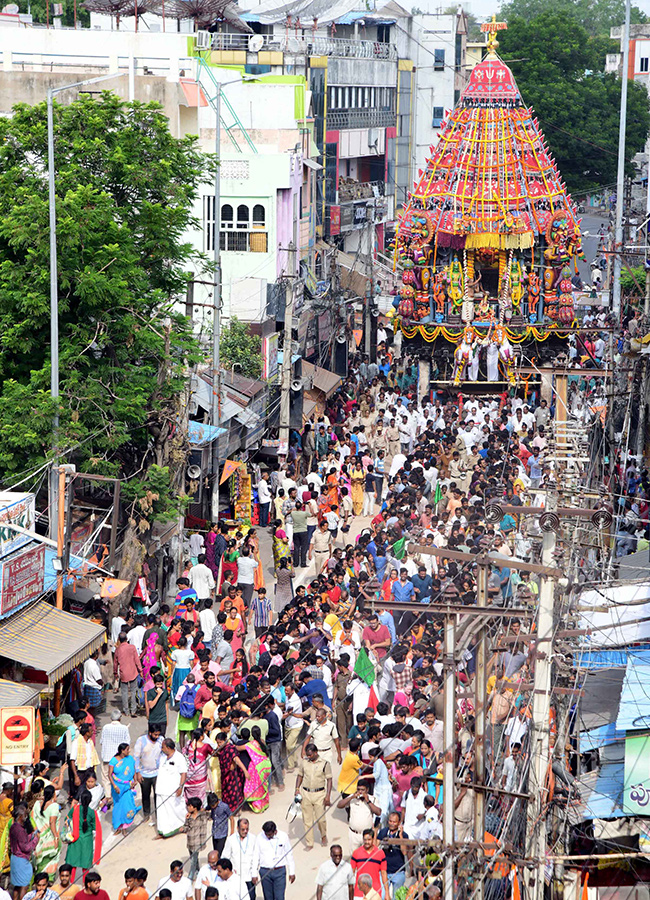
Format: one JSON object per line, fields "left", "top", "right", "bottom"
{"left": 219, "top": 540, "right": 239, "bottom": 590}
{"left": 382, "top": 568, "right": 399, "bottom": 604}
{"left": 64, "top": 789, "right": 102, "bottom": 879}
{"left": 204, "top": 523, "right": 220, "bottom": 580}
{"left": 238, "top": 727, "right": 271, "bottom": 814}
{"left": 325, "top": 468, "right": 339, "bottom": 509}
{"left": 215, "top": 732, "right": 247, "bottom": 810}
{"left": 367, "top": 747, "right": 393, "bottom": 828}
{"left": 350, "top": 460, "right": 365, "bottom": 516}
{"left": 183, "top": 729, "right": 213, "bottom": 803}
{"left": 0, "top": 783, "right": 13, "bottom": 880}
{"left": 108, "top": 743, "right": 139, "bottom": 833}
{"left": 141, "top": 631, "right": 163, "bottom": 692}
{"left": 271, "top": 522, "right": 291, "bottom": 574}
{"left": 31, "top": 785, "right": 60, "bottom": 875}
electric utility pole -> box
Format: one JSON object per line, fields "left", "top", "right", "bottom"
{"left": 279, "top": 242, "right": 297, "bottom": 459}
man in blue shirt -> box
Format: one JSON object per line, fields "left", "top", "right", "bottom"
{"left": 391, "top": 569, "right": 415, "bottom": 604}
{"left": 411, "top": 566, "right": 433, "bottom": 603}
{"left": 298, "top": 672, "right": 332, "bottom": 708}
{"left": 378, "top": 609, "right": 396, "bottom": 644}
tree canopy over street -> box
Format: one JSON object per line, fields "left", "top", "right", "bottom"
{"left": 0, "top": 93, "right": 215, "bottom": 521}
{"left": 498, "top": 12, "right": 650, "bottom": 194}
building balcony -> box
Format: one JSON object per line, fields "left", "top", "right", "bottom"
{"left": 327, "top": 108, "right": 396, "bottom": 130}
{"left": 337, "top": 179, "right": 384, "bottom": 203}
{"left": 207, "top": 32, "right": 397, "bottom": 61}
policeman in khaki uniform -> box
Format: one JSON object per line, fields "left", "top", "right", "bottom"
{"left": 295, "top": 743, "right": 332, "bottom": 850}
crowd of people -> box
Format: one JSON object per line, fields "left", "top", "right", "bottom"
{"left": 2, "top": 344, "right": 637, "bottom": 900}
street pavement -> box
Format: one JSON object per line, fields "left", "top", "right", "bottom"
{"left": 95, "top": 514, "right": 376, "bottom": 899}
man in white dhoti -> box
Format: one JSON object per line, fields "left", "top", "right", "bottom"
{"left": 155, "top": 738, "right": 188, "bottom": 838}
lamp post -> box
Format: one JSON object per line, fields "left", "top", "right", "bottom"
{"left": 47, "top": 70, "right": 131, "bottom": 535}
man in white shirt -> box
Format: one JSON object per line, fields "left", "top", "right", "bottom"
{"left": 158, "top": 861, "right": 193, "bottom": 900}
{"left": 216, "top": 860, "right": 251, "bottom": 900}
{"left": 190, "top": 553, "right": 216, "bottom": 601}
{"left": 194, "top": 851, "right": 222, "bottom": 900}
{"left": 316, "top": 845, "right": 354, "bottom": 900}
{"left": 420, "top": 710, "right": 444, "bottom": 754}
{"left": 501, "top": 743, "right": 522, "bottom": 793}
{"left": 199, "top": 599, "right": 217, "bottom": 651}
{"left": 236, "top": 549, "right": 260, "bottom": 606}
{"left": 82, "top": 650, "right": 103, "bottom": 706}
{"left": 402, "top": 778, "right": 427, "bottom": 833}
{"left": 255, "top": 821, "right": 295, "bottom": 900}
{"left": 283, "top": 683, "right": 305, "bottom": 771}
{"left": 223, "top": 818, "right": 259, "bottom": 900}
{"left": 257, "top": 473, "right": 272, "bottom": 528}
{"left": 127, "top": 619, "right": 146, "bottom": 653}
{"left": 110, "top": 609, "right": 128, "bottom": 644}
{"left": 189, "top": 531, "right": 205, "bottom": 562}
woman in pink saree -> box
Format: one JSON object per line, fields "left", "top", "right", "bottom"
{"left": 238, "top": 727, "right": 271, "bottom": 813}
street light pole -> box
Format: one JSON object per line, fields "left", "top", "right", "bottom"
{"left": 47, "top": 71, "right": 128, "bottom": 537}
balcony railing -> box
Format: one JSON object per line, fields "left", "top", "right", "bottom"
{"left": 327, "top": 108, "right": 396, "bottom": 129}
{"left": 207, "top": 32, "right": 397, "bottom": 61}
{"left": 338, "top": 180, "right": 385, "bottom": 203}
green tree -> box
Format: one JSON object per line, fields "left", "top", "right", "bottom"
{"left": 0, "top": 93, "right": 216, "bottom": 528}
{"left": 499, "top": 0, "right": 646, "bottom": 37}
{"left": 17, "top": 0, "right": 89, "bottom": 28}
{"left": 498, "top": 14, "right": 650, "bottom": 194}
{"left": 220, "top": 317, "right": 263, "bottom": 379}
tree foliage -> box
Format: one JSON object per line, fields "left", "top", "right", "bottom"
{"left": 498, "top": 14, "right": 650, "bottom": 194}
{"left": 220, "top": 317, "right": 263, "bottom": 379}
{"left": 16, "top": 0, "right": 89, "bottom": 28}
{"left": 0, "top": 93, "right": 216, "bottom": 521}
{"left": 499, "top": 0, "right": 647, "bottom": 37}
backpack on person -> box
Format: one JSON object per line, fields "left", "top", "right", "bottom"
{"left": 179, "top": 684, "right": 198, "bottom": 718}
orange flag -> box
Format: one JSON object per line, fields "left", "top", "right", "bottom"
{"left": 581, "top": 872, "right": 589, "bottom": 900}
{"left": 352, "top": 329, "right": 363, "bottom": 347}
{"left": 220, "top": 460, "right": 242, "bottom": 485}
{"left": 511, "top": 867, "right": 521, "bottom": 900}
{"left": 100, "top": 578, "right": 130, "bottom": 598}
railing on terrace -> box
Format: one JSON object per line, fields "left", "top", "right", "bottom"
{"left": 327, "top": 107, "right": 396, "bottom": 129}
{"left": 209, "top": 31, "right": 397, "bottom": 60}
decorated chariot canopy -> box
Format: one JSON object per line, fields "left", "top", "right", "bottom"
{"left": 396, "top": 16, "right": 582, "bottom": 253}
{"left": 392, "top": 18, "right": 586, "bottom": 385}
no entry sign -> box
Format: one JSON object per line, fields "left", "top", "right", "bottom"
{"left": 0, "top": 706, "right": 34, "bottom": 766}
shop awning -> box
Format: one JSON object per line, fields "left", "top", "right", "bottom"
{"left": 0, "top": 678, "right": 41, "bottom": 708}
{"left": 188, "top": 421, "right": 227, "bottom": 447}
{"left": 0, "top": 601, "right": 106, "bottom": 686}
{"left": 301, "top": 361, "right": 343, "bottom": 398}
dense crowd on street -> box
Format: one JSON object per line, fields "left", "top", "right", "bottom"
{"left": 1, "top": 337, "right": 647, "bottom": 900}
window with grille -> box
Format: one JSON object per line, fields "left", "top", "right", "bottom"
{"left": 434, "top": 48, "right": 445, "bottom": 70}
{"left": 641, "top": 57, "right": 649, "bottom": 72}
{"left": 202, "top": 198, "right": 268, "bottom": 252}
{"left": 432, "top": 106, "right": 444, "bottom": 126}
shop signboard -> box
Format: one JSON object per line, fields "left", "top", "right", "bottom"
{"left": 0, "top": 543, "right": 45, "bottom": 618}
{"left": 329, "top": 205, "right": 341, "bottom": 235}
{"left": 0, "top": 493, "right": 35, "bottom": 560}
{"left": 623, "top": 733, "right": 650, "bottom": 814}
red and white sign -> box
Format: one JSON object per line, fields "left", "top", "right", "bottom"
{"left": 0, "top": 706, "right": 34, "bottom": 765}
{"left": 0, "top": 543, "right": 45, "bottom": 616}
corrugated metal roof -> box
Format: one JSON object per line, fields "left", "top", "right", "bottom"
{"left": 0, "top": 678, "right": 40, "bottom": 709}
{"left": 0, "top": 601, "right": 105, "bottom": 686}
{"left": 335, "top": 10, "right": 395, "bottom": 22}
{"left": 571, "top": 759, "right": 626, "bottom": 823}
{"left": 581, "top": 722, "right": 627, "bottom": 751}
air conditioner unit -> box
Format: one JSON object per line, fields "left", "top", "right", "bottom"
{"left": 195, "top": 30, "right": 212, "bottom": 50}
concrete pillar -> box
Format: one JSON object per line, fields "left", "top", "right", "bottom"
{"left": 418, "top": 358, "right": 430, "bottom": 405}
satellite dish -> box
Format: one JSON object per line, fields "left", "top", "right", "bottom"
{"left": 187, "top": 465, "right": 202, "bottom": 480}
{"left": 248, "top": 34, "right": 264, "bottom": 52}
{"left": 291, "top": 379, "right": 303, "bottom": 392}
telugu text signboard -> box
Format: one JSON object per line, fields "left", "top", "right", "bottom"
{"left": 0, "top": 706, "right": 35, "bottom": 766}
{"left": 0, "top": 543, "right": 45, "bottom": 617}
{"left": 623, "top": 733, "right": 650, "bottom": 814}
